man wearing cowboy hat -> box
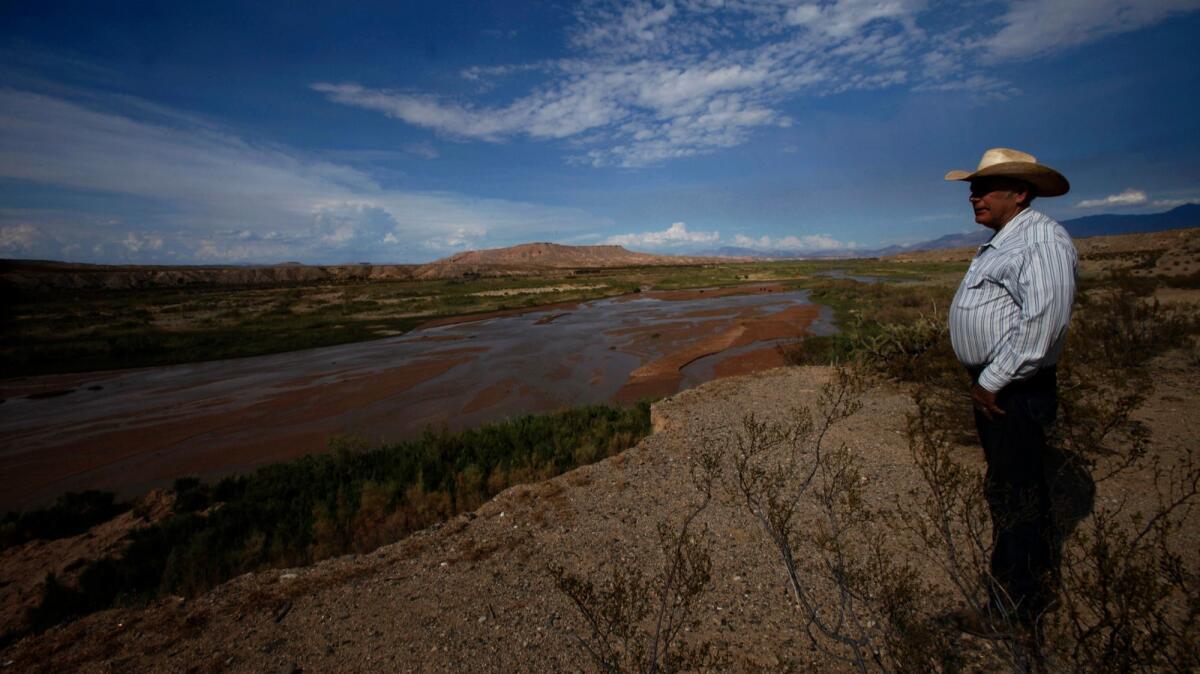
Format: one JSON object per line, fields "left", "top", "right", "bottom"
{"left": 944, "top": 148, "right": 1077, "bottom": 638}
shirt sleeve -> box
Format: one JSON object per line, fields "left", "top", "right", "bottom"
{"left": 977, "top": 241, "right": 1077, "bottom": 392}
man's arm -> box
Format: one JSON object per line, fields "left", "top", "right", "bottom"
{"left": 976, "top": 240, "right": 1077, "bottom": 393}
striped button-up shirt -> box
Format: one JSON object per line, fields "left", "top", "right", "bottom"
{"left": 949, "top": 208, "right": 1078, "bottom": 393}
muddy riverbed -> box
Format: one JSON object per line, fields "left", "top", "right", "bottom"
{"left": 0, "top": 285, "right": 832, "bottom": 510}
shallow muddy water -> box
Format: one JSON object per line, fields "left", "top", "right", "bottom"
{"left": 0, "top": 286, "right": 832, "bottom": 509}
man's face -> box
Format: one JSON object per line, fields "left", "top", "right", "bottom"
{"left": 968, "top": 178, "right": 1028, "bottom": 230}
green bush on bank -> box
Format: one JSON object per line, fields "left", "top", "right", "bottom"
{"left": 0, "top": 491, "right": 130, "bottom": 552}
{"left": 16, "top": 402, "right": 651, "bottom": 637}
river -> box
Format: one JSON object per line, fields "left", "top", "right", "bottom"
{"left": 0, "top": 285, "right": 832, "bottom": 509}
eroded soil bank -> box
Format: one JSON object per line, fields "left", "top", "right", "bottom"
{"left": 0, "top": 285, "right": 831, "bottom": 510}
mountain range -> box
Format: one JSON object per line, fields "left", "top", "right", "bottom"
{"left": 701, "top": 203, "right": 1199, "bottom": 259}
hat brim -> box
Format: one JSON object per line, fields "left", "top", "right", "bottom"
{"left": 944, "top": 161, "right": 1070, "bottom": 197}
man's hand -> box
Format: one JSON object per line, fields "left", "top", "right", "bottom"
{"left": 971, "top": 383, "right": 1006, "bottom": 421}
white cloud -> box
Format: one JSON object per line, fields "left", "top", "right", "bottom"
{"left": 785, "top": 0, "right": 925, "bottom": 39}
{"left": 312, "top": 81, "right": 622, "bottom": 142}
{"left": 460, "top": 63, "right": 542, "bottom": 82}
{"left": 1076, "top": 188, "right": 1148, "bottom": 208}
{"left": 913, "top": 73, "right": 1015, "bottom": 99}
{"left": 403, "top": 141, "right": 439, "bottom": 159}
{"left": 605, "top": 221, "right": 719, "bottom": 249}
{"left": 732, "top": 233, "right": 853, "bottom": 251}
{"left": 314, "top": 0, "right": 1199, "bottom": 168}
{"left": 313, "top": 0, "right": 932, "bottom": 167}
{"left": 0, "top": 90, "right": 606, "bottom": 263}
{"left": 1151, "top": 198, "right": 1198, "bottom": 209}
{"left": 122, "top": 231, "right": 164, "bottom": 252}
{"left": 983, "top": 0, "right": 1200, "bottom": 61}
{"left": 603, "top": 226, "right": 856, "bottom": 253}
{"left": 0, "top": 223, "right": 38, "bottom": 252}
{"left": 423, "top": 225, "right": 488, "bottom": 252}
{"left": 571, "top": 1, "right": 680, "bottom": 55}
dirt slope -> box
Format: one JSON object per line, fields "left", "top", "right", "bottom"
{"left": 4, "top": 359, "right": 1196, "bottom": 672}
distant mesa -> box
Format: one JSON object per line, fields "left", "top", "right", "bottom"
{"left": 412, "top": 242, "right": 743, "bottom": 279}
{"left": 437, "top": 242, "right": 661, "bottom": 267}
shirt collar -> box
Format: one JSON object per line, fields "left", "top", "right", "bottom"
{"left": 980, "top": 208, "right": 1037, "bottom": 252}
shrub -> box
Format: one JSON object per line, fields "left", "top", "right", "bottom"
{"left": 21, "top": 403, "right": 652, "bottom": 635}
{"left": 551, "top": 440, "right": 723, "bottom": 673}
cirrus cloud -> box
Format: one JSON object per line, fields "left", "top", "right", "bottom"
{"left": 983, "top": 0, "right": 1200, "bottom": 61}
{"left": 314, "top": 1, "right": 1199, "bottom": 168}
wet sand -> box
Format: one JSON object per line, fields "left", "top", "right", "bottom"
{"left": 0, "top": 286, "right": 833, "bottom": 510}
{"left": 614, "top": 304, "right": 820, "bottom": 401}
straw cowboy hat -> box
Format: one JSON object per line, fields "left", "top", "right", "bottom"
{"left": 944, "top": 147, "right": 1070, "bottom": 197}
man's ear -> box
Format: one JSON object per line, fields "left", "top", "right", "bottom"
{"left": 1014, "top": 182, "right": 1034, "bottom": 207}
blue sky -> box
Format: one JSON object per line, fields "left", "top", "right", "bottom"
{"left": 1, "top": 0, "right": 1198, "bottom": 264}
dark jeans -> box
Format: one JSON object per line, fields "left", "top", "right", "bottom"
{"left": 969, "top": 366, "right": 1058, "bottom": 622}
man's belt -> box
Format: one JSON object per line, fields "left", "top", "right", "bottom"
{"left": 965, "top": 365, "right": 1057, "bottom": 394}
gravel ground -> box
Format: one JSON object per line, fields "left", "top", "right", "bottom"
{"left": 3, "top": 360, "right": 1197, "bottom": 673}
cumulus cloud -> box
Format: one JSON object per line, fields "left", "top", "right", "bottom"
{"left": 0, "top": 90, "right": 605, "bottom": 263}
{"left": 601, "top": 224, "right": 854, "bottom": 253}
{"left": 422, "top": 225, "right": 489, "bottom": 252}
{"left": 605, "top": 221, "right": 719, "bottom": 249}
{"left": 122, "top": 231, "right": 164, "bottom": 253}
{"left": 984, "top": 0, "right": 1200, "bottom": 61}
{"left": 1076, "top": 188, "right": 1148, "bottom": 208}
{"left": 0, "top": 223, "right": 38, "bottom": 252}
{"left": 732, "top": 233, "right": 853, "bottom": 251}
